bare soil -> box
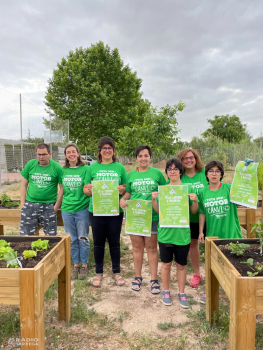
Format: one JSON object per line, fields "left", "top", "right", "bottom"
{"left": 219, "top": 244, "right": 263, "bottom": 276}
{"left": 0, "top": 241, "right": 58, "bottom": 268}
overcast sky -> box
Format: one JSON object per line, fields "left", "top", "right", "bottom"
{"left": 1, "top": 0, "right": 263, "bottom": 141}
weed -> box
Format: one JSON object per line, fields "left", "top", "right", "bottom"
{"left": 227, "top": 241, "right": 250, "bottom": 256}
{"left": 157, "top": 321, "right": 175, "bottom": 329}
{"left": 45, "top": 278, "right": 58, "bottom": 302}
{"left": 0, "top": 307, "right": 20, "bottom": 344}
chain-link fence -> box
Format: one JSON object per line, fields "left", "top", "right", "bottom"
{"left": 0, "top": 86, "right": 67, "bottom": 185}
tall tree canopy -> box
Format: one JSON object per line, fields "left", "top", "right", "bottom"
{"left": 117, "top": 101, "right": 186, "bottom": 157}
{"left": 202, "top": 114, "right": 251, "bottom": 143}
{"left": 45, "top": 41, "right": 150, "bottom": 148}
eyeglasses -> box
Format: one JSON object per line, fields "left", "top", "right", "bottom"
{"left": 207, "top": 170, "right": 221, "bottom": 175}
{"left": 101, "top": 147, "right": 113, "bottom": 151}
{"left": 183, "top": 156, "right": 195, "bottom": 161}
{"left": 36, "top": 153, "right": 49, "bottom": 157}
{"left": 167, "top": 168, "right": 179, "bottom": 173}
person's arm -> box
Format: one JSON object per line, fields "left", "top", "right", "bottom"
{"left": 120, "top": 192, "right": 131, "bottom": 208}
{"left": 199, "top": 213, "right": 206, "bottom": 243}
{"left": 54, "top": 184, "right": 64, "bottom": 212}
{"left": 189, "top": 193, "right": 198, "bottom": 214}
{"left": 20, "top": 177, "right": 28, "bottom": 208}
{"left": 151, "top": 191, "right": 159, "bottom": 213}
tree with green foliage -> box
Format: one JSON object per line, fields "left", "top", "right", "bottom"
{"left": 45, "top": 41, "right": 150, "bottom": 149}
{"left": 117, "top": 101, "right": 186, "bottom": 156}
{"left": 202, "top": 115, "right": 251, "bottom": 143}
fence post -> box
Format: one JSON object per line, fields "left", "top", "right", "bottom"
{"left": 254, "top": 142, "right": 256, "bottom": 162}
{"left": 20, "top": 94, "right": 23, "bottom": 170}
{"left": 0, "top": 147, "right": 1, "bottom": 186}
{"left": 233, "top": 144, "right": 235, "bottom": 167}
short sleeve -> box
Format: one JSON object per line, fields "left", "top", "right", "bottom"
{"left": 20, "top": 160, "right": 31, "bottom": 180}
{"left": 125, "top": 172, "right": 132, "bottom": 194}
{"left": 84, "top": 166, "right": 92, "bottom": 184}
{"left": 159, "top": 170, "right": 167, "bottom": 185}
{"left": 120, "top": 164, "right": 127, "bottom": 185}
{"left": 198, "top": 192, "right": 205, "bottom": 214}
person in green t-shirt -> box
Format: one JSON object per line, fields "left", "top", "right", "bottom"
{"left": 84, "top": 136, "right": 127, "bottom": 287}
{"left": 177, "top": 148, "right": 208, "bottom": 288}
{"left": 152, "top": 158, "right": 198, "bottom": 308}
{"left": 61, "top": 143, "right": 90, "bottom": 281}
{"left": 20, "top": 143, "right": 63, "bottom": 236}
{"left": 198, "top": 160, "right": 242, "bottom": 304}
{"left": 120, "top": 145, "right": 167, "bottom": 294}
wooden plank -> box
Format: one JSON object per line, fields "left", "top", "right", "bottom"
{"left": 0, "top": 225, "right": 3, "bottom": 235}
{"left": 229, "top": 273, "right": 257, "bottom": 350}
{"left": 43, "top": 253, "right": 65, "bottom": 292}
{"left": 19, "top": 265, "right": 45, "bottom": 350}
{"left": 0, "top": 218, "right": 20, "bottom": 225}
{"left": 0, "top": 210, "right": 21, "bottom": 218}
{"left": 58, "top": 235, "right": 71, "bottom": 322}
{"left": 0, "top": 269, "right": 19, "bottom": 286}
{"left": 237, "top": 208, "right": 247, "bottom": 228}
{"left": 246, "top": 209, "right": 256, "bottom": 238}
{"left": 0, "top": 287, "right": 19, "bottom": 305}
{"left": 210, "top": 243, "right": 237, "bottom": 298}
{"left": 205, "top": 237, "right": 219, "bottom": 324}
{"left": 256, "top": 280, "right": 263, "bottom": 313}
{"left": 41, "top": 240, "right": 64, "bottom": 276}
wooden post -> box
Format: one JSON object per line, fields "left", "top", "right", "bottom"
{"left": 58, "top": 235, "right": 71, "bottom": 322}
{"left": 19, "top": 264, "right": 45, "bottom": 350}
{"left": 35, "top": 226, "right": 41, "bottom": 236}
{"left": 205, "top": 237, "right": 219, "bottom": 324}
{"left": 0, "top": 225, "right": 3, "bottom": 235}
{"left": 246, "top": 209, "right": 256, "bottom": 238}
{"left": 229, "top": 272, "right": 257, "bottom": 350}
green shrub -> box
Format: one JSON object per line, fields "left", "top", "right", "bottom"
{"left": 258, "top": 162, "right": 263, "bottom": 190}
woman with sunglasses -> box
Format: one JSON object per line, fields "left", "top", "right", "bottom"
{"left": 84, "top": 136, "right": 127, "bottom": 287}
{"left": 177, "top": 149, "right": 208, "bottom": 288}
{"left": 198, "top": 160, "right": 242, "bottom": 304}
{"left": 120, "top": 145, "right": 167, "bottom": 294}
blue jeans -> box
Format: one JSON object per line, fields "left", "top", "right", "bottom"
{"left": 62, "top": 207, "right": 90, "bottom": 265}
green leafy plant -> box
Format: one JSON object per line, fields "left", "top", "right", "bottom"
{"left": 2, "top": 250, "right": 19, "bottom": 268}
{"left": 241, "top": 258, "right": 254, "bottom": 266}
{"left": 31, "top": 239, "right": 50, "bottom": 251}
{"left": 247, "top": 271, "right": 259, "bottom": 277}
{"left": 227, "top": 242, "right": 250, "bottom": 256}
{"left": 0, "top": 194, "right": 19, "bottom": 207}
{"left": 255, "top": 264, "right": 263, "bottom": 273}
{"left": 251, "top": 221, "right": 263, "bottom": 255}
{"left": 23, "top": 250, "right": 37, "bottom": 259}
{"left": 0, "top": 239, "right": 10, "bottom": 248}
{"left": 0, "top": 246, "right": 14, "bottom": 259}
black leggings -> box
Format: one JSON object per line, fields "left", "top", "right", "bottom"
{"left": 89, "top": 212, "right": 123, "bottom": 274}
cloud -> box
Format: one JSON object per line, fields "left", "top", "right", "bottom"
{"left": 0, "top": 0, "right": 262, "bottom": 141}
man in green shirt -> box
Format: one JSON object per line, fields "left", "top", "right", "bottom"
{"left": 19, "top": 143, "right": 63, "bottom": 235}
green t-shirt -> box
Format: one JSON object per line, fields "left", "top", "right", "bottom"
{"left": 21, "top": 159, "right": 62, "bottom": 203}
{"left": 156, "top": 185, "right": 194, "bottom": 245}
{"left": 126, "top": 167, "right": 167, "bottom": 221}
{"left": 181, "top": 168, "right": 208, "bottom": 223}
{"left": 61, "top": 165, "right": 90, "bottom": 213}
{"left": 198, "top": 183, "right": 242, "bottom": 239}
{"left": 84, "top": 161, "right": 127, "bottom": 213}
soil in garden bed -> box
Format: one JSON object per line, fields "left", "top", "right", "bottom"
{"left": 219, "top": 244, "right": 263, "bottom": 277}
{"left": 0, "top": 241, "right": 59, "bottom": 268}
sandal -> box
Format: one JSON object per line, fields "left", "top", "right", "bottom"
{"left": 190, "top": 274, "right": 203, "bottom": 288}
{"left": 150, "top": 279, "right": 160, "bottom": 294}
{"left": 114, "top": 274, "right": 125, "bottom": 286}
{"left": 92, "top": 274, "right": 103, "bottom": 287}
{"left": 132, "top": 277, "right": 142, "bottom": 291}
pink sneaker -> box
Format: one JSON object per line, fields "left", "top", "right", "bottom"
{"left": 190, "top": 274, "right": 203, "bottom": 288}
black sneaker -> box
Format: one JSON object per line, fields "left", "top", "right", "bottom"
{"left": 71, "top": 266, "right": 80, "bottom": 280}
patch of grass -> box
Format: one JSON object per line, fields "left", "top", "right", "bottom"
{"left": 70, "top": 297, "right": 99, "bottom": 324}
{"left": 0, "top": 307, "right": 20, "bottom": 344}
{"left": 118, "top": 311, "right": 129, "bottom": 323}
{"left": 73, "top": 280, "right": 101, "bottom": 305}
{"left": 45, "top": 278, "right": 58, "bottom": 302}
{"left": 256, "top": 323, "right": 263, "bottom": 349}
{"left": 157, "top": 321, "right": 175, "bottom": 329}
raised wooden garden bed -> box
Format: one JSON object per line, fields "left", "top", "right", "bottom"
{"left": 205, "top": 237, "right": 263, "bottom": 350}
{"left": 0, "top": 209, "right": 64, "bottom": 235}
{"left": 0, "top": 235, "right": 71, "bottom": 350}
{"left": 237, "top": 199, "right": 262, "bottom": 238}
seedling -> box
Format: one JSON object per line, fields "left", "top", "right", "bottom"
{"left": 227, "top": 242, "right": 250, "bottom": 256}
{"left": 23, "top": 250, "right": 37, "bottom": 259}
{"left": 241, "top": 258, "right": 254, "bottom": 266}
{"left": 0, "top": 194, "right": 19, "bottom": 207}
{"left": 251, "top": 221, "right": 263, "bottom": 255}
{"left": 247, "top": 271, "right": 259, "bottom": 277}
{"left": 31, "top": 239, "right": 50, "bottom": 251}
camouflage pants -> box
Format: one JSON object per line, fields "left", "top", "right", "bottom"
{"left": 19, "top": 201, "right": 57, "bottom": 236}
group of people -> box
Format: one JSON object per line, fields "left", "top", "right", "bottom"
{"left": 19, "top": 137, "right": 242, "bottom": 308}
